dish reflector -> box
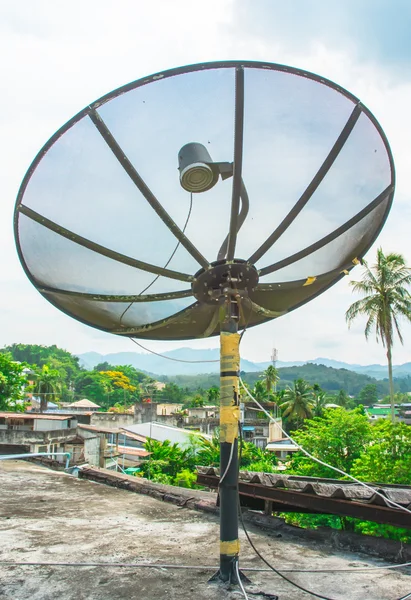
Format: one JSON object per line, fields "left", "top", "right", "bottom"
{"left": 14, "top": 61, "right": 395, "bottom": 340}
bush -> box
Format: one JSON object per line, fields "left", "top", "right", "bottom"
{"left": 174, "top": 469, "right": 198, "bottom": 488}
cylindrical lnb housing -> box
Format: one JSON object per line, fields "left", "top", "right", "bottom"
{"left": 178, "top": 142, "right": 219, "bottom": 193}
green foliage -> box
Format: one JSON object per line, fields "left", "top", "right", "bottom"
{"left": 195, "top": 434, "right": 220, "bottom": 467}
{"left": 206, "top": 386, "right": 220, "bottom": 405}
{"left": 75, "top": 364, "right": 146, "bottom": 409}
{"left": 34, "top": 364, "right": 62, "bottom": 411}
{"left": 280, "top": 379, "right": 313, "bottom": 426}
{"left": 174, "top": 469, "right": 198, "bottom": 488}
{"left": 357, "top": 383, "right": 378, "bottom": 406}
{"left": 351, "top": 420, "right": 411, "bottom": 485}
{"left": 346, "top": 249, "right": 411, "bottom": 421}
{"left": 2, "top": 343, "right": 82, "bottom": 402}
{"left": 288, "top": 408, "right": 370, "bottom": 478}
{"left": 261, "top": 365, "right": 279, "bottom": 393}
{"left": 279, "top": 513, "right": 411, "bottom": 543}
{"left": 161, "top": 363, "right": 411, "bottom": 397}
{"left": 184, "top": 394, "right": 205, "bottom": 408}
{"left": 0, "top": 353, "right": 28, "bottom": 411}
{"left": 158, "top": 382, "right": 187, "bottom": 403}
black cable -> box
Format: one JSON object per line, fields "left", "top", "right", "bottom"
{"left": 119, "top": 192, "right": 193, "bottom": 326}
{"left": 129, "top": 337, "right": 218, "bottom": 363}
{"left": 238, "top": 427, "right": 410, "bottom": 600}
{"left": 238, "top": 425, "right": 338, "bottom": 600}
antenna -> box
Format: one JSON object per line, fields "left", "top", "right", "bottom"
{"left": 271, "top": 347, "right": 278, "bottom": 367}
{"left": 14, "top": 61, "right": 395, "bottom": 588}
{"left": 271, "top": 347, "right": 278, "bottom": 394}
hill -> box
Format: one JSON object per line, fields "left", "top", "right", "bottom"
{"left": 161, "top": 363, "right": 400, "bottom": 396}
{"left": 77, "top": 349, "right": 411, "bottom": 380}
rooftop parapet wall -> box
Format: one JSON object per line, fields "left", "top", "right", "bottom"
{"left": 0, "top": 428, "right": 78, "bottom": 445}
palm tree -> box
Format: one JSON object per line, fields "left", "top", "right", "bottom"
{"left": 346, "top": 249, "right": 411, "bottom": 422}
{"left": 206, "top": 386, "right": 220, "bottom": 405}
{"left": 312, "top": 390, "right": 328, "bottom": 418}
{"left": 252, "top": 380, "right": 269, "bottom": 403}
{"left": 280, "top": 379, "right": 313, "bottom": 426}
{"left": 261, "top": 365, "right": 279, "bottom": 395}
{"left": 34, "top": 365, "right": 62, "bottom": 412}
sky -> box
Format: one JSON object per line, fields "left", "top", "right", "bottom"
{"left": 1, "top": 0, "right": 411, "bottom": 366}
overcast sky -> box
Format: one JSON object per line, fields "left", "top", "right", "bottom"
{"left": 1, "top": 0, "right": 411, "bottom": 366}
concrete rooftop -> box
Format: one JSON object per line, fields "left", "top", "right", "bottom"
{"left": 0, "top": 460, "right": 410, "bottom": 600}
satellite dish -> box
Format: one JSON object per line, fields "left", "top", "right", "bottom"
{"left": 14, "top": 61, "right": 395, "bottom": 585}
{"left": 14, "top": 61, "right": 394, "bottom": 341}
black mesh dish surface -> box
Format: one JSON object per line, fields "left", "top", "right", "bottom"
{"left": 15, "top": 61, "right": 395, "bottom": 341}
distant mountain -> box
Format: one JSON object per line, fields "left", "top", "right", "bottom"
{"left": 76, "top": 349, "right": 411, "bottom": 379}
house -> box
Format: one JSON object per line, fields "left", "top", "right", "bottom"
{"left": 67, "top": 399, "right": 101, "bottom": 412}
{"left": 265, "top": 438, "right": 300, "bottom": 459}
{"left": 365, "top": 406, "right": 399, "bottom": 420}
{"left": 0, "top": 412, "right": 80, "bottom": 465}
{"left": 122, "top": 422, "right": 211, "bottom": 445}
{"left": 156, "top": 403, "right": 184, "bottom": 416}
{"left": 78, "top": 424, "right": 150, "bottom": 470}
{"left": 186, "top": 406, "right": 216, "bottom": 419}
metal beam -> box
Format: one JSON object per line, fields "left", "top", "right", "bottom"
{"left": 19, "top": 205, "right": 193, "bottom": 283}
{"left": 89, "top": 109, "right": 210, "bottom": 270}
{"left": 197, "top": 474, "right": 411, "bottom": 529}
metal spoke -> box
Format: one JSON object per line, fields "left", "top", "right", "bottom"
{"left": 88, "top": 109, "right": 210, "bottom": 269}
{"left": 38, "top": 285, "right": 193, "bottom": 302}
{"left": 248, "top": 103, "right": 363, "bottom": 264}
{"left": 226, "top": 66, "right": 245, "bottom": 260}
{"left": 258, "top": 185, "right": 393, "bottom": 277}
{"left": 111, "top": 302, "right": 199, "bottom": 334}
{"left": 19, "top": 205, "right": 193, "bottom": 283}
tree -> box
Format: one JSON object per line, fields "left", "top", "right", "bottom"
{"left": 34, "top": 365, "right": 62, "bottom": 412}
{"left": 252, "top": 380, "right": 269, "bottom": 403}
{"left": 2, "top": 343, "right": 83, "bottom": 402}
{"left": 0, "top": 353, "right": 28, "bottom": 411}
{"left": 357, "top": 383, "right": 378, "bottom": 406}
{"left": 206, "top": 386, "right": 220, "bottom": 405}
{"left": 346, "top": 249, "right": 411, "bottom": 422}
{"left": 289, "top": 408, "right": 371, "bottom": 478}
{"left": 280, "top": 379, "right": 313, "bottom": 426}
{"left": 336, "top": 389, "right": 350, "bottom": 409}
{"left": 159, "top": 382, "right": 186, "bottom": 404}
{"left": 351, "top": 419, "right": 411, "bottom": 485}
{"left": 311, "top": 389, "right": 329, "bottom": 418}
{"left": 261, "top": 365, "right": 279, "bottom": 394}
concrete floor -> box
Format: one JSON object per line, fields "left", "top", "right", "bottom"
{"left": 0, "top": 460, "right": 410, "bottom": 600}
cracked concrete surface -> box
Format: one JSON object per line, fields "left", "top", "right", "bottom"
{"left": 0, "top": 460, "right": 410, "bottom": 600}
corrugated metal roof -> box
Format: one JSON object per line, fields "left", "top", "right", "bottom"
{"left": 198, "top": 467, "right": 411, "bottom": 510}
{"left": 78, "top": 424, "right": 121, "bottom": 434}
{"left": 117, "top": 446, "right": 150, "bottom": 457}
{"left": 0, "top": 412, "right": 75, "bottom": 421}
{"left": 67, "top": 399, "right": 101, "bottom": 408}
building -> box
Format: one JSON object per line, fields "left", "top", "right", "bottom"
{"left": 186, "top": 406, "right": 216, "bottom": 419}
{"left": 66, "top": 399, "right": 101, "bottom": 412}
{"left": 157, "top": 403, "right": 184, "bottom": 416}
{"left": 265, "top": 438, "right": 300, "bottom": 459}
{"left": 123, "top": 422, "right": 211, "bottom": 445}
{"left": 0, "top": 412, "right": 80, "bottom": 464}
{"left": 365, "top": 406, "right": 399, "bottom": 420}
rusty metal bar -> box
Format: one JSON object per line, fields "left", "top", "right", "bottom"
{"left": 197, "top": 474, "right": 411, "bottom": 529}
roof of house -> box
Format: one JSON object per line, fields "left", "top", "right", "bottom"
{"left": 366, "top": 406, "right": 398, "bottom": 416}
{"left": 0, "top": 412, "right": 75, "bottom": 421}
{"left": 117, "top": 446, "right": 150, "bottom": 457}
{"left": 67, "top": 399, "right": 101, "bottom": 408}
{"left": 78, "top": 424, "right": 122, "bottom": 434}
{"left": 119, "top": 429, "right": 147, "bottom": 443}
{"left": 122, "top": 422, "right": 211, "bottom": 445}
{"left": 266, "top": 439, "right": 299, "bottom": 452}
